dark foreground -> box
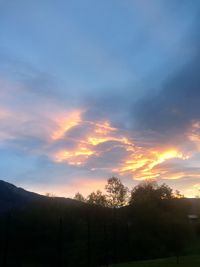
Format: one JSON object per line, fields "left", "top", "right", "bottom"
{"left": 1, "top": 180, "right": 200, "bottom": 266}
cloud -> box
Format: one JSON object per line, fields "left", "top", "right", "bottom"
{"left": 133, "top": 36, "right": 200, "bottom": 140}
{"left": 0, "top": 81, "right": 197, "bottom": 190}
{"left": 0, "top": 49, "right": 59, "bottom": 97}
{"left": 1, "top": 1, "right": 200, "bottom": 197}
{"left": 151, "top": 158, "right": 200, "bottom": 180}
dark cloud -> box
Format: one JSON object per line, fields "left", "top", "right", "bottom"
{"left": 82, "top": 86, "right": 143, "bottom": 132}
{"left": 64, "top": 123, "right": 93, "bottom": 139}
{"left": 153, "top": 158, "right": 200, "bottom": 177}
{"left": 50, "top": 139, "right": 77, "bottom": 151}
{"left": 133, "top": 26, "right": 200, "bottom": 138}
{"left": 86, "top": 145, "right": 128, "bottom": 169}
{"left": 0, "top": 49, "right": 77, "bottom": 107}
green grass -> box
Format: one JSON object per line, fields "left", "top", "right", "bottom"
{"left": 109, "top": 255, "right": 200, "bottom": 267}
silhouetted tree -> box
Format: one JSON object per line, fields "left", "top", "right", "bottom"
{"left": 45, "top": 192, "right": 56, "bottom": 197}
{"left": 129, "top": 180, "right": 174, "bottom": 204}
{"left": 174, "top": 190, "right": 184, "bottom": 198}
{"left": 87, "top": 190, "right": 107, "bottom": 207}
{"left": 74, "top": 192, "right": 86, "bottom": 202}
{"left": 105, "top": 177, "right": 128, "bottom": 208}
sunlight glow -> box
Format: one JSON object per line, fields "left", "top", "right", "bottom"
{"left": 51, "top": 112, "right": 134, "bottom": 166}
{"left": 54, "top": 147, "right": 95, "bottom": 165}
{"left": 117, "top": 149, "right": 188, "bottom": 180}
{"left": 50, "top": 110, "right": 191, "bottom": 181}
{"left": 51, "top": 110, "right": 82, "bottom": 140}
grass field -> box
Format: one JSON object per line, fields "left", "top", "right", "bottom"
{"left": 109, "top": 255, "right": 200, "bottom": 267}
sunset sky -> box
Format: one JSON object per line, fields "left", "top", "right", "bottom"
{"left": 0, "top": 0, "right": 200, "bottom": 197}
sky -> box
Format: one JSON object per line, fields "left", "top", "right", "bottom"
{"left": 0, "top": 0, "right": 200, "bottom": 197}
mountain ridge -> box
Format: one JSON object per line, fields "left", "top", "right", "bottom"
{"left": 0, "top": 179, "right": 86, "bottom": 214}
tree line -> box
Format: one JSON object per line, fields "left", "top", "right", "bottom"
{"left": 74, "top": 177, "right": 184, "bottom": 208}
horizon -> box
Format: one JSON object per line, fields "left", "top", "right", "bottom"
{"left": 0, "top": 178, "right": 199, "bottom": 200}
{"left": 0, "top": 1, "right": 200, "bottom": 198}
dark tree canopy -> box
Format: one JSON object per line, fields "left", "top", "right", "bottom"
{"left": 129, "top": 180, "right": 177, "bottom": 205}
{"left": 74, "top": 192, "right": 86, "bottom": 202}
{"left": 105, "top": 176, "right": 129, "bottom": 208}
{"left": 87, "top": 190, "right": 107, "bottom": 207}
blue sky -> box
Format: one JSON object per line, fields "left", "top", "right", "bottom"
{"left": 0, "top": 0, "right": 200, "bottom": 197}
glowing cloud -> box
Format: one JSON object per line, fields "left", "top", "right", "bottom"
{"left": 117, "top": 148, "right": 188, "bottom": 180}
{"left": 49, "top": 109, "right": 194, "bottom": 181}
{"left": 51, "top": 110, "right": 82, "bottom": 140}
{"left": 93, "top": 121, "right": 117, "bottom": 135}
{"left": 54, "top": 147, "right": 95, "bottom": 166}
{"left": 50, "top": 112, "right": 134, "bottom": 167}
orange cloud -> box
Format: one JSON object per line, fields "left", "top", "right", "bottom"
{"left": 49, "top": 109, "right": 198, "bottom": 182}
{"left": 93, "top": 121, "right": 117, "bottom": 135}
{"left": 117, "top": 148, "right": 188, "bottom": 180}
{"left": 51, "top": 110, "right": 82, "bottom": 140}
{"left": 54, "top": 147, "right": 95, "bottom": 166}
{"left": 51, "top": 113, "right": 134, "bottom": 166}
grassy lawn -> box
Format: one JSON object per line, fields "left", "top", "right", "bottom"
{"left": 109, "top": 255, "right": 200, "bottom": 267}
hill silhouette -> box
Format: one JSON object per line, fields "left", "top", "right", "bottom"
{"left": 0, "top": 180, "right": 44, "bottom": 213}
{"left": 0, "top": 180, "right": 88, "bottom": 214}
